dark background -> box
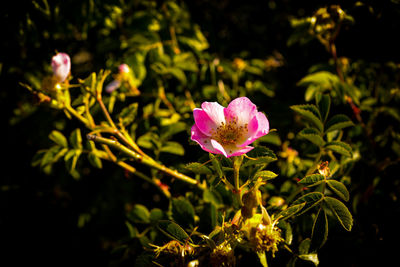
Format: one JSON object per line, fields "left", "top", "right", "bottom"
{"left": 1, "top": 0, "right": 399, "bottom": 266}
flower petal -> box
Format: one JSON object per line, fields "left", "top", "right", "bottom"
{"left": 193, "top": 102, "right": 225, "bottom": 136}
{"left": 191, "top": 124, "right": 218, "bottom": 154}
{"left": 201, "top": 101, "right": 226, "bottom": 125}
{"left": 239, "top": 112, "right": 270, "bottom": 147}
{"left": 118, "top": 64, "right": 130, "bottom": 74}
{"left": 229, "top": 146, "right": 254, "bottom": 157}
{"left": 51, "top": 53, "right": 71, "bottom": 83}
{"left": 105, "top": 80, "right": 122, "bottom": 93}
{"left": 224, "top": 97, "right": 257, "bottom": 126}
{"left": 210, "top": 139, "right": 254, "bottom": 158}
{"left": 210, "top": 139, "right": 228, "bottom": 157}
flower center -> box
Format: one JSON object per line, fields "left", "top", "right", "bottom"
{"left": 211, "top": 118, "right": 248, "bottom": 146}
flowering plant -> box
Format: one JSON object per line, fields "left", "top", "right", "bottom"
{"left": 16, "top": 1, "right": 399, "bottom": 266}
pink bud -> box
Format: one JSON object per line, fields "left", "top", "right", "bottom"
{"left": 51, "top": 53, "right": 71, "bottom": 83}
{"left": 118, "top": 63, "right": 130, "bottom": 74}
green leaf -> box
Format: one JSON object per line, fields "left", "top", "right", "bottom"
{"left": 299, "top": 238, "right": 311, "bottom": 255}
{"left": 298, "top": 71, "right": 340, "bottom": 91}
{"left": 292, "top": 192, "right": 324, "bottom": 215}
{"left": 298, "top": 174, "right": 325, "bottom": 187}
{"left": 325, "top": 141, "right": 352, "bottom": 157}
{"left": 324, "top": 197, "right": 353, "bottom": 231}
{"left": 177, "top": 25, "right": 209, "bottom": 52}
{"left": 173, "top": 52, "right": 199, "bottom": 72}
{"left": 325, "top": 114, "right": 354, "bottom": 133}
{"left": 49, "top": 130, "right": 68, "bottom": 148}
{"left": 161, "top": 122, "right": 187, "bottom": 140}
{"left": 298, "top": 128, "right": 325, "bottom": 146}
{"left": 276, "top": 202, "right": 307, "bottom": 220}
{"left": 65, "top": 149, "right": 81, "bottom": 179}
{"left": 311, "top": 208, "right": 328, "bottom": 251}
{"left": 127, "top": 204, "right": 150, "bottom": 224}
{"left": 88, "top": 152, "right": 102, "bottom": 169}
{"left": 69, "top": 129, "right": 83, "bottom": 150}
{"left": 242, "top": 157, "right": 277, "bottom": 167}
{"left": 203, "top": 189, "right": 223, "bottom": 207}
{"left": 316, "top": 93, "right": 331, "bottom": 123}
{"left": 253, "top": 170, "right": 278, "bottom": 181}
{"left": 242, "top": 146, "right": 277, "bottom": 168}
{"left": 157, "top": 220, "right": 191, "bottom": 243}
{"left": 172, "top": 197, "right": 195, "bottom": 228}
{"left": 160, "top": 141, "right": 185, "bottom": 156}
{"left": 327, "top": 180, "right": 350, "bottom": 201}
{"left": 290, "top": 104, "right": 323, "bottom": 132}
{"left": 168, "top": 67, "right": 187, "bottom": 85}
{"left": 40, "top": 146, "right": 62, "bottom": 167}
{"left": 210, "top": 154, "right": 224, "bottom": 179}
{"left": 150, "top": 208, "right": 163, "bottom": 223}
{"left": 184, "top": 162, "right": 212, "bottom": 175}
{"left": 125, "top": 221, "right": 139, "bottom": 238}
{"left": 299, "top": 254, "right": 319, "bottom": 266}
{"left": 118, "top": 102, "right": 138, "bottom": 126}
{"left": 137, "top": 132, "right": 159, "bottom": 150}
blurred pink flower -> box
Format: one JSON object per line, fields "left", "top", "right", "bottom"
{"left": 51, "top": 52, "right": 71, "bottom": 83}
{"left": 105, "top": 63, "right": 131, "bottom": 93}
{"left": 118, "top": 63, "right": 130, "bottom": 74}
{"left": 191, "top": 97, "right": 269, "bottom": 158}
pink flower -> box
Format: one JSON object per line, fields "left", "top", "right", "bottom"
{"left": 105, "top": 63, "right": 130, "bottom": 93}
{"left": 51, "top": 52, "right": 71, "bottom": 83}
{"left": 191, "top": 97, "right": 269, "bottom": 157}
{"left": 118, "top": 63, "right": 130, "bottom": 74}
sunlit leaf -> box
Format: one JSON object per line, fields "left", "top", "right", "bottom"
{"left": 324, "top": 197, "right": 353, "bottom": 231}
{"left": 88, "top": 152, "right": 102, "bottom": 169}
{"left": 325, "top": 114, "right": 354, "bottom": 133}
{"left": 325, "top": 141, "right": 352, "bottom": 157}
{"left": 292, "top": 192, "right": 324, "bottom": 215}
{"left": 118, "top": 102, "right": 138, "bottom": 126}
{"left": 298, "top": 174, "right": 325, "bottom": 187}
{"left": 253, "top": 170, "right": 278, "bottom": 181}
{"left": 298, "top": 128, "right": 325, "bottom": 146}
{"left": 69, "top": 129, "right": 83, "bottom": 150}
{"left": 49, "top": 130, "right": 68, "bottom": 148}
{"left": 299, "top": 254, "right": 319, "bottom": 266}
{"left": 327, "top": 180, "right": 350, "bottom": 201}
{"left": 291, "top": 104, "right": 323, "bottom": 132}
{"left": 276, "top": 202, "right": 306, "bottom": 220}
{"left": 160, "top": 141, "right": 185, "bottom": 156}
{"left": 316, "top": 93, "right": 331, "bottom": 123}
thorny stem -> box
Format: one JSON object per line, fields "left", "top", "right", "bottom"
{"left": 87, "top": 134, "right": 205, "bottom": 189}
{"left": 96, "top": 95, "right": 146, "bottom": 156}
{"left": 65, "top": 95, "right": 199, "bottom": 192}
{"left": 95, "top": 153, "right": 171, "bottom": 198}
{"left": 64, "top": 105, "right": 90, "bottom": 128}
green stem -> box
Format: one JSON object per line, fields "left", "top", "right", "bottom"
{"left": 87, "top": 134, "right": 204, "bottom": 189}
{"left": 232, "top": 156, "right": 244, "bottom": 205}
{"left": 64, "top": 105, "right": 90, "bottom": 128}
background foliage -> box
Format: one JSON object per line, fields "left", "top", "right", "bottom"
{"left": 1, "top": 0, "right": 400, "bottom": 266}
